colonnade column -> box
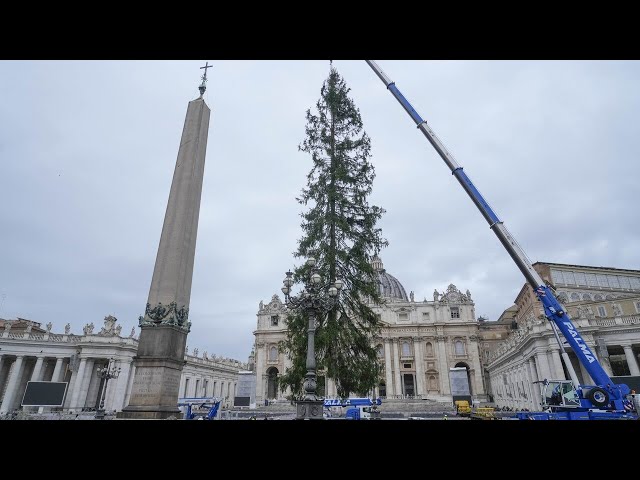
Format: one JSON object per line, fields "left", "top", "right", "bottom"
{"left": 0, "top": 356, "right": 24, "bottom": 413}
{"left": 30, "top": 356, "right": 45, "bottom": 382}
{"left": 69, "top": 358, "right": 88, "bottom": 411}
{"left": 51, "top": 357, "right": 64, "bottom": 382}
{"left": 110, "top": 359, "right": 132, "bottom": 411}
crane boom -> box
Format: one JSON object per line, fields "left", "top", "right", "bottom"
{"left": 366, "top": 60, "right": 630, "bottom": 412}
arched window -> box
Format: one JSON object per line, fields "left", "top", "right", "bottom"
{"left": 582, "top": 293, "right": 591, "bottom": 301}
{"left": 269, "top": 346, "right": 278, "bottom": 361}
{"left": 570, "top": 292, "right": 580, "bottom": 301}
{"left": 402, "top": 342, "right": 411, "bottom": 356}
{"left": 594, "top": 294, "right": 603, "bottom": 301}
{"left": 425, "top": 342, "right": 434, "bottom": 356}
{"left": 377, "top": 344, "right": 384, "bottom": 358}
{"left": 455, "top": 340, "right": 465, "bottom": 356}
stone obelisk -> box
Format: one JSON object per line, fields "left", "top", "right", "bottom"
{"left": 119, "top": 64, "right": 212, "bottom": 419}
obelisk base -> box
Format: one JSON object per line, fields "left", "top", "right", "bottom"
{"left": 118, "top": 325, "right": 187, "bottom": 419}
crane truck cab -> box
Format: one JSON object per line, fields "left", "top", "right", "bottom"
{"left": 345, "top": 404, "right": 380, "bottom": 420}
{"left": 513, "top": 380, "right": 638, "bottom": 420}
{"left": 540, "top": 380, "right": 581, "bottom": 410}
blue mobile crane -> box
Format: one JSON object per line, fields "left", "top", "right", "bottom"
{"left": 366, "top": 61, "right": 637, "bottom": 420}
{"left": 178, "top": 397, "right": 222, "bottom": 420}
{"left": 324, "top": 397, "right": 382, "bottom": 420}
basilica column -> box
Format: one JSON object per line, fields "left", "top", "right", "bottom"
{"left": 384, "top": 339, "right": 394, "bottom": 397}
{"left": 550, "top": 349, "right": 566, "bottom": 380}
{"left": 414, "top": 337, "right": 425, "bottom": 396}
{"left": 578, "top": 359, "right": 593, "bottom": 385}
{"left": 516, "top": 367, "right": 523, "bottom": 407}
{"left": 623, "top": 344, "right": 640, "bottom": 376}
{"left": 0, "top": 356, "right": 24, "bottom": 413}
{"left": 522, "top": 364, "right": 531, "bottom": 407}
{"left": 535, "top": 350, "right": 552, "bottom": 380}
{"left": 468, "top": 336, "right": 484, "bottom": 395}
{"left": 263, "top": 375, "right": 269, "bottom": 401}
{"left": 546, "top": 350, "right": 558, "bottom": 380}
{"left": 521, "top": 361, "right": 531, "bottom": 408}
{"left": 514, "top": 368, "right": 521, "bottom": 408}
{"left": 593, "top": 350, "right": 614, "bottom": 376}
{"left": 511, "top": 369, "right": 517, "bottom": 408}
{"left": 392, "top": 339, "right": 402, "bottom": 397}
{"left": 254, "top": 343, "right": 265, "bottom": 404}
{"left": 527, "top": 358, "right": 540, "bottom": 410}
{"left": 436, "top": 335, "right": 450, "bottom": 395}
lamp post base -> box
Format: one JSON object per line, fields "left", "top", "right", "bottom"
{"left": 296, "top": 400, "right": 324, "bottom": 420}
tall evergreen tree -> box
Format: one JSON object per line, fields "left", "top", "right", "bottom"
{"left": 278, "top": 66, "right": 388, "bottom": 399}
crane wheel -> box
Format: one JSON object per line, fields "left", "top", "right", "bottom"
{"left": 586, "top": 387, "right": 609, "bottom": 408}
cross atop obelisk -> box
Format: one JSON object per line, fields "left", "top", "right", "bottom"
{"left": 198, "top": 62, "right": 212, "bottom": 97}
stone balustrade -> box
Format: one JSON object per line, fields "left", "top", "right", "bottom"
{"left": 590, "top": 314, "right": 639, "bottom": 327}
{"left": 488, "top": 313, "right": 640, "bottom": 365}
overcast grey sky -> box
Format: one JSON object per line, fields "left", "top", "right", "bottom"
{"left": 1, "top": 60, "right": 639, "bottom": 362}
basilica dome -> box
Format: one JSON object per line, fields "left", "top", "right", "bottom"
{"left": 372, "top": 255, "right": 409, "bottom": 301}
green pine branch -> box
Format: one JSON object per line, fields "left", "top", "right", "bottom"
{"left": 279, "top": 66, "right": 388, "bottom": 400}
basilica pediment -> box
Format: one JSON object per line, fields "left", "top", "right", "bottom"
{"left": 266, "top": 294, "right": 287, "bottom": 313}
{"left": 438, "top": 284, "right": 472, "bottom": 304}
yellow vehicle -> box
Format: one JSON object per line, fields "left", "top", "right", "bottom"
{"left": 454, "top": 400, "right": 472, "bottom": 416}
{"left": 470, "top": 406, "right": 496, "bottom": 420}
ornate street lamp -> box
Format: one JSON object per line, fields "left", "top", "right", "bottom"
{"left": 281, "top": 257, "right": 343, "bottom": 420}
{"left": 95, "top": 359, "right": 121, "bottom": 420}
